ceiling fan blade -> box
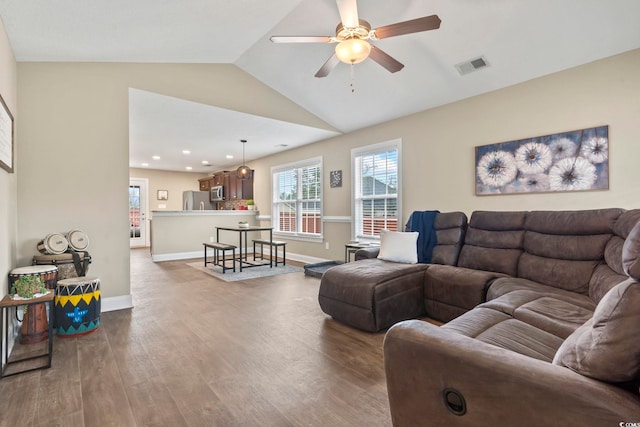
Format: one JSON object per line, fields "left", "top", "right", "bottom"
{"left": 336, "top": 0, "right": 359, "bottom": 28}
{"left": 373, "top": 15, "right": 441, "bottom": 39}
{"left": 369, "top": 46, "right": 404, "bottom": 73}
{"left": 315, "top": 54, "right": 340, "bottom": 78}
{"left": 270, "top": 36, "right": 332, "bottom": 43}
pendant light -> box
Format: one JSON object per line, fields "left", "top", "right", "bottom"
{"left": 236, "top": 139, "right": 251, "bottom": 180}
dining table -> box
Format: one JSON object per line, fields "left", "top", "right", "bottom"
{"left": 215, "top": 225, "right": 274, "bottom": 272}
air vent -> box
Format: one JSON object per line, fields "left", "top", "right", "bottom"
{"left": 455, "top": 56, "right": 490, "bottom": 76}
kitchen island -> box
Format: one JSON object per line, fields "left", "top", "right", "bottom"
{"left": 150, "top": 210, "right": 260, "bottom": 262}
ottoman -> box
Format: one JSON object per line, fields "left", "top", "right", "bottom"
{"left": 318, "top": 258, "right": 429, "bottom": 332}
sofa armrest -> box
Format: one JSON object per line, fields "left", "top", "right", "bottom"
{"left": 355, "top": 247, "right": 380, "bottom": 260}
{"left": 384, "top": 320, "right": 640, "bottom": 426}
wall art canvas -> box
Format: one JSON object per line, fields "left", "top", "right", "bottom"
{"left": 475, "top": 125, "right": 609, "bottom": 195}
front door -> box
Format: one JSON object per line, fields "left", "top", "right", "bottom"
{"left": 129, "top": 177, "right": 149, "bottom": 247}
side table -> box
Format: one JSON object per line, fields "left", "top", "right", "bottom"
{"left": 0, "top": 292, "right": 54, "bottom": 378}
{"left": 344, "top": 243, "right": 379, "bottom": 263}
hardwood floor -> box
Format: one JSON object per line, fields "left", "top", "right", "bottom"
{"left": 0, "top": 249, "right": 392, "bottom": 426}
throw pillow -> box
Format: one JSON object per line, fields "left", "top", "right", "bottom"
{"left": 622, "top": 220, "right": 640, "bottom": 280}
{"left": 377, "top": 230, "right": 419, "bottom": 264}
{"left": 552, "top": 278, "right": 640, "bottom": 382}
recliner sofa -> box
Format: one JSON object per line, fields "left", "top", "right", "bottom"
{"left": 318, "top": 208, "right": 640, "bottom": 425}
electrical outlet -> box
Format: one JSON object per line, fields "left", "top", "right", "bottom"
{"left": 325, "top": 242, "right": 330, "bottom": 250}
{"left": 210, "top": 236, "right": 215, "bottom": 243}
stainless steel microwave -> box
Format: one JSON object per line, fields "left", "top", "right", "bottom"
{"left": 210, "top": 185, "right": 224, "bottom": 202}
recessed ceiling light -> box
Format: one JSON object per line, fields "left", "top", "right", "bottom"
{"left": 152, "top": 155, "right": 160, "bottom": 160}
{"left": 201, "top": 160, "right": 209, "bottom": 165}
{"left": 142, "top": 162, "right": 149, "bottom": 167}
{"left": 182, "top": 150, "right": 191, "bottom": 155}
{"left": 226, "top": 155, "right": 233, "bottom": 159}
{"left": 185, "top": 166, "right": 193, "bottom": 171}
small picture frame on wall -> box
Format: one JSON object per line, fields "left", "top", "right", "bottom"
{"left": 330, "top": 170, "right": 342, "bottom": 188}
{"left": 157, "top": 190, "right": 168, "bottom": 200}
{"left": 0, "top": 92, "right": 14, "bottom": 173}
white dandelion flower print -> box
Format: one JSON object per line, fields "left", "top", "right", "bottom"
{"left": 548, "top": 157, "right": 597, "bottom": 191}
{"left": 549, "top": 137, "right": 578, "bottom": 161}
{"left": 517, "top": 173, "right": 550, "bottom": 193}
{"left": 477, "top": 150, "right": 518, "bottom": 187}
{"left": 515, "top": 142, "right": 553, "bottom": 174}
{"left": 580, "top": 137, "right": 608, "bottom": 164}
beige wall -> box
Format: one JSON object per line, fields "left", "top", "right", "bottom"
{"left": 251, "top": 49, "right": 640, "bottom": 261}
{"left": 17, "top": 63, "right": 334, "bottom": 302}
{"left": 0, "top": 17, "right": 17, "bottom": 299}
{"left": 15, "top": 50, "right": 640, "bottom": 295}
{"left": 129, "top": 167, "right": 204, "bottom": 213}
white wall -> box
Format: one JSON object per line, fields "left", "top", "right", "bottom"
{"left": 0, "top": 17, "right": 17, "bottom": 299}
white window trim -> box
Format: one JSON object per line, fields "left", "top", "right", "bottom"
{"left": 351, "top": 139, "right": 402, "bottom": 242}
{"left": 271, "top": 156, "right": 323, "bottom": 240}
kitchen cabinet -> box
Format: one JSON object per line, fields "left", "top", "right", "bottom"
{"left": 198, "top": 177, "right": 212, "bottom": 191}
{"left": 212, "top": 173, "right": 224, "bottom": 186}
{"left": 198, "top": 171, "right": 253, "bottom": 200}
{"left": 224, "top": 170, "right": 254, "bottom": 200}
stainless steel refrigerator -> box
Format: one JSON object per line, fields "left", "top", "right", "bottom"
{"left": 183, "top": 191, "right": 215, "bottom": 210}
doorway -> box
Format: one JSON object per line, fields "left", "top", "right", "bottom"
{"left": 129, "top": 177, "right": 149, "bottom": 247}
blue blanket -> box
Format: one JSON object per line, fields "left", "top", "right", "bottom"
{"left": 407, "top": 210, "right": 439, "bottom": 263}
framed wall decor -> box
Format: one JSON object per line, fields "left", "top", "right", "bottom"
{"left": 0, "top": 92, "right": 14, "bottom": 173}
{"left": 475, "top": 125, "right": 609, "bottom": 196}
{"left": 157, "top": 190, "right": 168, "bottom": 200}
{"left": 330, "top": 170, "right": 342, "bottom": 188}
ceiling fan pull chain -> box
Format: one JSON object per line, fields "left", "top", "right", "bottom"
{"left": 350, "top": 63, "right": 356, "bottom": 93}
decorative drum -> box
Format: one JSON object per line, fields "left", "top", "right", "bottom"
{"left": 36, "top": 233, "right": 69, "bottom": 255}
{"left": 66, "top": 229, "right": 89, "bottom": 251}
{"left": 33, "top": 252, "right": 91, "bottom": 280}
{"left": 55, "top": 276, "right": 100, "bottom": 337}
{"left": 9, "top": 265, "right": 58, "bottom": 344}
{"left": 9, "top": 265, "right": 59, "bottom": 290}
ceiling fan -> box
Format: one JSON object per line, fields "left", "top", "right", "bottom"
{"left": 270, "top": 0, "right": 441, "bottom": 78}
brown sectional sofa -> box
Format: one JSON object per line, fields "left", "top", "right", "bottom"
{"left": 318, "top": 208, "right": 640, "bottom": 425}
{"left": 319, "top": 211, "right": 467, "bottom": 332}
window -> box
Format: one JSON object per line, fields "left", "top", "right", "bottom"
{"left": 272, "top": 157, "right": 322, "bottom": 238}
{"left": 352, "top": 140, "right": 401, "bottom": 240}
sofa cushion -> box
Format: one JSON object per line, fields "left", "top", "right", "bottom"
{"left": 622, "top": 220, "right": 640, "bottom": 280}
{"left": 377, "top": 230, "right": 419, "bottom": 264}
{"left": 457, "top": 211, "right": 525, "bottom": 277}
{"left": 430, "top": 211, "right": 467, "bottom": 266}
{"left": 518, "top": 252, "right": 600, "bottom": 294}
{"left": 423, "top": 264, "right": 506, "bottom": 322}
{"left": 444, "top": 308, "right": 564, "bottom": 362}
{"left": 518, "top": 209, "right": 621, "bottom": 294}
{"left": 552, "top": 278, "right": 640, "bottom": 383}
{"left": 481, "top": 289, "right": 594, "bottom": 339}
{"left": 318, "top": 258, "right": 429, "bottom": 331}
{"left": 589, "top": 210, "right": 640, "bottom": 302}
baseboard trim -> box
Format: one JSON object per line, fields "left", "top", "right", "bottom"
{"left": 286, "top": 252, "right": 332, "bottom": 265}
{"left": 101, "top": 294, "right": 133, "bottom": 312}
{"left": 152, "top": 251, "right": 201, "bottom": 262}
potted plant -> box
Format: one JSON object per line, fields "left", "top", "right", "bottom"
{"left": 238, "top": 220, "right": 250, "bottom": 229}
{"left": 246, "top": 200, "right": 255, "bottom": 210}
{"left": 11, "top": 275, "right": 47, "bottom": 299}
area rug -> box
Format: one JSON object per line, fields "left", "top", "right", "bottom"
{"left": 187, "top": 261, "right": 303, "bottom": 282}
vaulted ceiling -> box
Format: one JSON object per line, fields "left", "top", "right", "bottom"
{"left": 1, "top": 0, "right": 639, "bottom": 172}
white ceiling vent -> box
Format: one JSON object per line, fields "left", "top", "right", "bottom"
{"left": 455, "top": 56, "right": 490, "bottom": 76}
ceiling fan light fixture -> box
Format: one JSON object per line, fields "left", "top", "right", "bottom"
{"left": 236, "top": 139, "right": 251, "bottom": 180}
{"left": 335, "top": 38, "right": 371, "bottom": 64}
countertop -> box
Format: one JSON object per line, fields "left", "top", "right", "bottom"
{"left": 151, "top": 210, "right": 259, "bottom": 217}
